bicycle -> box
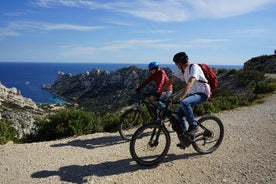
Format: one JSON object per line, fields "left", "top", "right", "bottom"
{"left": 129, "top": 100, "right": 224, "bottom": 166}
{"left": 118, "top": 94, "right": 160, "bottom": 141}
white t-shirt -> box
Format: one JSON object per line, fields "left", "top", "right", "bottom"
{"left": 174, "top": 63, "right": 211, "bottom": 98}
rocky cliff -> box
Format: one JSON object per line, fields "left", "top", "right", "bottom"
{"left": 0, "top": 83, "right": 44, "bottom": 138}
{"left": 243, "top": 54, "right": 276, "bottom": 73}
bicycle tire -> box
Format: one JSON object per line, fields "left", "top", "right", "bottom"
{"left": 119, "top": 108, "right": 146, "bottom": 141}
{"left": 192, "top": 115, "right": 224, "bottom": 154}
{"left": 130, "top": 122, "right": 171, "bottom": 166}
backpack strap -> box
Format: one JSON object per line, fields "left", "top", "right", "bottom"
{"left": 189, "top": 64, "right": 207, "bottom": 84}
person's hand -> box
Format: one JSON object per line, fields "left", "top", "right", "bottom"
{"left": 172, "top": 99, "right": 180, "bottom": 104}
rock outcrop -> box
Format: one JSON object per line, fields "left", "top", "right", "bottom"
{"left": 0, "top": 83, "right": 38, "bottom": 109}
{"left": 0, "top": 83, "right": 44, "bottom": 138}
{"left": 243, "top": 55, "right": 276, "bottom": 73}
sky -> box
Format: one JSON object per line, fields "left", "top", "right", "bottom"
{"left": 0, "top": 0, "right": 276, "bottom": 65}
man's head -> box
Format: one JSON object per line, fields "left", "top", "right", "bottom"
{"left": 148, "top": 61, "right": 159, "bottom": 73}
{"left": 173, "top": 52, "right": 189, "bottom": 70}
{"left": 173, "top": 52, "right": 189, "bottom": 64}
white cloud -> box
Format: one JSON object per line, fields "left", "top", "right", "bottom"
{"left": 234, "top": 28, "right": 268, "bottom": 35}
{"left": 34, "top": 0, "right": 276, "bottom": 22}
{"left": 43, "top": 23, "right": 102, "bottom": 31}
{"left": 186, "top": 38, "right": 229, "bottom": 48}
{"left": 103, "top": 20, "right": 133, "bottom": 26}
{"left": 187, "top": 0, "right": 276, "bottom": 18}
{"left": 0, "top": 21, "right": 103, "bottom": 39}
{"left": 60, "top": 38, "right": 228, "bottom": 57}
{"left": 61, "top": 39, "right": 171, "bottom": 55}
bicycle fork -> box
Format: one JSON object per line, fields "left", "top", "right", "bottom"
{"left": 148, "top": 127, "right": 162, "bottom": 147}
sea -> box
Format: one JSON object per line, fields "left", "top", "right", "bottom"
{"left": 0, "top": 62, "right": 242, "bottom": 104}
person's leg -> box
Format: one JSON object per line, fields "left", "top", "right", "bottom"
{"left": 176, "top": 106, "right": 187, "bottom": 132}
{"left": 176, "top": 105, "right": 188, "bottom": 149}
{"left": 179, "top": 93, "right": 208, "bottom": 126}
{"left": 159, "top": 91, "right": 172, "bottom": 101}
{"left": 155, "top": 91, "right": 172, "bottom": 108}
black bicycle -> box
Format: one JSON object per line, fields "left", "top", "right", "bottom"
{"left": 129, "top": 101, "right": 224, "bottom": 166}
{"left": 119, "top": 95, "right": 159, "bottom": 141}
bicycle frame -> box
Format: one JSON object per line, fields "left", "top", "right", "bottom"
{"left": 132, "top": 99, "right": 158, "bottom": 120}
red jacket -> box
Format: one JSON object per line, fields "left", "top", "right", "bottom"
{"left": 138, "top": 68, "right": 173, "bottom": 95}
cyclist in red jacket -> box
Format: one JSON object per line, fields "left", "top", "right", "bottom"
{"left": 136, "top": 61, "right": 173, "bottom": 107}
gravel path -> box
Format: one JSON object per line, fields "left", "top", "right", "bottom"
{"left": 1, "top": 94, "right": 275, "bottom": 184}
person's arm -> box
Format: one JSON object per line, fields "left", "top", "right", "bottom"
{"left": 161, "top": 75, "right": 177, "bottom": 92}
{"left": 155, "top": 71, "right": 168, "bottom": 94}
{"left": 137, "top": 75, "right": 153, "bottom": 90}
{"left": 178, "top": 77, "right": 196, "bottom": 100}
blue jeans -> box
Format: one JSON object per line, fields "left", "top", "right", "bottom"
{"left": 160, "top": 91, "right": 172, "bottom": 101}
{"left": 151, "top": 91, "right": 172, "bottom": 108}
{"left": 176, "top": 93, "right": 208, "bottom": 132}
{"left": 156, "top": 91, "right": 172, "bottom": 108}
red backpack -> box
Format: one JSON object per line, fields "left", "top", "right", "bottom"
{"left": 190, "top": 64, "right": 218, "bottom": 93}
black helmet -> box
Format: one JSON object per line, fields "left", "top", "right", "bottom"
{"left": 173, "top": 52, "right": 189, "bottom": 64}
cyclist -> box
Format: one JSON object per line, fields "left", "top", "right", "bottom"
{"left": 136, "top": 61, "right": 173, "bottom": 107}
{"left": 162, "top": 52, "right": 210, "bottom": 137}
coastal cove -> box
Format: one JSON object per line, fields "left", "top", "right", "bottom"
{"left": 0, "top": 62, "right": 242, "bottom": 104}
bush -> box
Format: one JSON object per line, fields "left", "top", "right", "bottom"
{"left": 101, "top": 113, "right": 120, "bottom": 132}
{"left": 254, "top": 79, "right": 276, "bottom": 94}
{"left": 0, "top": 119, "right": 17, "bottom": 144}
{"left": 25, "top": 109, "right": 121, "bottom": 142}
{"left": 27, "top": 109, "right": 96, "bottom": 142}
{"left": 194, "top": 93, "right": 251, "bottom": 116}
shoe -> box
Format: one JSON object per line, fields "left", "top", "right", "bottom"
{"left": 186, "top": 125, "right": 198, "bottom": 136}
{"left": 177, "top": 134, "right": 191, "bottom": 149}
{"left": 176, "top": 143, "right": 186, "bottom": 149}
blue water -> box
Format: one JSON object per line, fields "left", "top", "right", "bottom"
{"left": 0, "top": 62, "right": 242, "bottom": 104}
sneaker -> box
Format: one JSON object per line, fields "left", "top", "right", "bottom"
{"left": 176, "top": 143, "right": 186, "bottom": 149}
{"left": 186, "top": 125, "right": 198, "bottom": 136}
{"left": 177, "top": 134, "right": 191, "bottom": 149}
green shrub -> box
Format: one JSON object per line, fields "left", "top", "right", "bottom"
{"left": 27, "top": 109, "right": 96, "bottom": 142}
{"left": 228, "top": 69, "right": 240, "bottom": 75}
{"left": 194, "top": 102, "right": 216, "bottom": 116}
{"left": 254, "top": 79, "right": 276, "bottom": 94}
{"left": 194, "top": 94, "right": 251, "bottom": 116}
{"left": 217, "top": 68, "right": 228, "bottom": 75}
{"left": 101, "top": 113, "right": 120, "bottom": 132}
{"left": 235, "top": 70, "right": 265, "bottom": 87}
{"left": 0, "top": 119, "right": 17, "bottom": 144}
{"left": 25, "top": 109, "right": 121, "bottom": 142}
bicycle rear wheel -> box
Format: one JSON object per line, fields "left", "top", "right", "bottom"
{"left": 192, "top": 115, "right": 224, "bottom": 154}
{"left": 119, "top": 108, "right": 146, "bottom": 141}
{"left": 130, "top": 122, "right": 170, "bottom": 166}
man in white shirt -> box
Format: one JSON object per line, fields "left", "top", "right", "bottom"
{"left": 162, "top": 52, "right": 210, "bottom": 147}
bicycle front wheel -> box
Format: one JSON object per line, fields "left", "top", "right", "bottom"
{"left": 192, "top": 115, "right": 224, "bottom": 154}
{"left": 130, "top": 123, "right": 170, "bottom": 166}
{"left": 119, "top": 108, "right": 146, "bottom": 141}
